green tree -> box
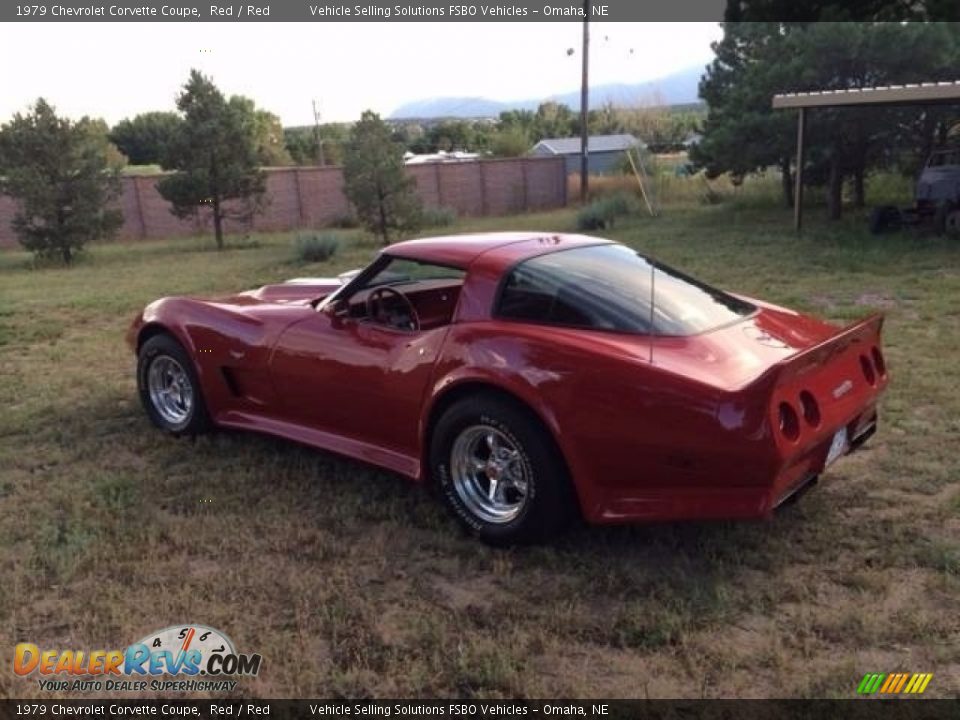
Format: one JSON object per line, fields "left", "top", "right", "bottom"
{"left": 786, "top": 22, "right": 959, "bottom": 217}
{"left": 284, "top": 124, "right": 348, "bottom": 165}
{"left": 724, "top": 0, "right": 957, "bottom": 22}
{"left": 692, "top": 22, "right": 800, "bottom": 207}
{"left": 253, "top": 109, "right": 295, "bottom": 167}
{"left": 343, "top": 110, "right": 422, "bottom": 244}
{"left": 109, "top": 111, "right": 182, "bottom": 166}
{"left": 228, "top": 99, "right": 293, "bottom": 166}
{"left": 693, "top": 20, "right": 960, "bottom": 218}
{"left": 533, "top": 101, "right": 576, "bottom": 140}
{"left": 427, "top": 120, "right": 476, "bottom": 152}
{"left": 498, "top": 109, "right": 536, "bottom": 138}
{"left": 490, "top": 127, "right": 531, "bottom": 157}
{"left": 0, "top": 99, "right": 123, "bottom": 264}
{"left": 157, "top": 70, "right": 266, "bottom": 249}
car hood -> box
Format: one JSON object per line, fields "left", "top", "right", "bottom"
{"left": 233, "top": 279, "right": 341, "bottom": 305}
{"left": 212, "top": 272, "right": 359, "bottom": 308}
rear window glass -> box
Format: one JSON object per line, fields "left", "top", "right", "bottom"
{"left": 496, "top": 244, "right": 755, "bottom": 336}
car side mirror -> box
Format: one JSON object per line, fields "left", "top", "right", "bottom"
{"left": 325, "top": 298, "right": 350, "bottom": 327}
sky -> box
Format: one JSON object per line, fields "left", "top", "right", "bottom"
{"left": 0, "top": 22, "right": 721, "bottom": 126}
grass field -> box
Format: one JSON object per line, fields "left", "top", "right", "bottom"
{"left": 0, "top": 198, "right": 958, "bottom": 699}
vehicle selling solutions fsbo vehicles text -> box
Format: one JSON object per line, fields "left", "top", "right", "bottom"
{"left": 306, "top": 6, "right": 606, "bottom": 18}
{"left": 307, "top": 5, "right": 524, "bottom": 18}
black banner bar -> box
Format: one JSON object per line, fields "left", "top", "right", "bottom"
{"left": 1, "top": 700, "right": 959, "bottom": 720}
{"left": 0, "top": 0, "right": 727, "bottom": 23}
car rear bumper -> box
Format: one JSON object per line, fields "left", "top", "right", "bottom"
{"left": 767, "top": 404, "right": 878, "bottom": 512}
{"left": 589, "top": 409, "right": 879, "bottom": 525}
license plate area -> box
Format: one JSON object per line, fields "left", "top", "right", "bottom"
{"left": 825, "top": 427, "right": 849, "bottom": 467}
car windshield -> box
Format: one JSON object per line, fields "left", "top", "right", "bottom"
{"left": 497, "top": 244, "right": 756, "bottom": 336}
{"left": 365, "top": 257, "right": 465, "bottom": 288}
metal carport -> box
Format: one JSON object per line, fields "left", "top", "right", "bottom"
{"left": 772, "top": 81, "right": 960, "bottom": 231}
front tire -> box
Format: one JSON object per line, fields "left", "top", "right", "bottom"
{"left": 137, "top": 333, "right": 210, "bottom": 436}
{"left": 430, "top": 395, "right": 575, "bottom": 545}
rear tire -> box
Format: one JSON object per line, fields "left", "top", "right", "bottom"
{"left": 430, "top": 395, "right": 575, "bottom": 545}
{"left": 137, "top": 333, "right": 210, "bottom": 436}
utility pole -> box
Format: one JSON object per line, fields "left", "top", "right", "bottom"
{"left": 579, "top": 1, "right": 590, "bottom": 203}
{"left": 312, "top": 99, "right": 325, "bottom": 166}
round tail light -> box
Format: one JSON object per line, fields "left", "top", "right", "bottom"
{"left": 871, "top": 346, "right": 886, "bottom": 377}
{"left": 778, "top": 402, "right": 800, "bottom": 441}
{"left": 799, "top": 391, "right": 821, "bottom": 427}
{"left": 860, "top": 355, "right": 876, "bottom": 386}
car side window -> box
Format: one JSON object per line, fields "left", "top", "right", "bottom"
{"left": 497, "top": 263, "right": 601, "bottom": 329}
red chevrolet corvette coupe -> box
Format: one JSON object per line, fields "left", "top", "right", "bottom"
{"left": 128, "top": 232, "right": 888, "bottom": 543}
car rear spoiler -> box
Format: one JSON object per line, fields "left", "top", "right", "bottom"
{"left": 762, "top": 313, "right": 885, "bottom": 389}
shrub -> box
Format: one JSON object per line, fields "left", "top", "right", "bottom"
{"left": 294, "top": 233, "right": 340, "bottom": 263}
{"left": 576, "top": 193, "right": 635, "bottom": 231}
{"left": 421, "top": 206, "right": 458, "bottom": 228}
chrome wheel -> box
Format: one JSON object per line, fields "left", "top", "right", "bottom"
{"left": 451, "top": 425, "right": 529, "bottom": 524}
{"left": 147, "top": 355, "right": 194, "bottom": 426}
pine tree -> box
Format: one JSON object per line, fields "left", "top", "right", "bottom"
{"left": 343, "top": 111, "right": 422, "bottom": 244}
{"left": 157, "top": 70, "right": 266, "bottom": 250}
{"left": 0, "top": 99, "right": 123, "bottom": 265}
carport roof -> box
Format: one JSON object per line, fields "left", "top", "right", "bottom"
{"left": 772, "top": 80, "right": 960, "bottom": 109}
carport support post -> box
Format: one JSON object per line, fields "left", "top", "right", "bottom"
{"left": 794, "top": 107, "right": 806, "bottom": 232}
{"left": 579, "top": 4, "right": 589, "bottom": 203}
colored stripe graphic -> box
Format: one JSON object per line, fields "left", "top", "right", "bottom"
{"left": 857, "top": 673, "right": 885, "bottom": 694}
{"left": 879, "top": 674, "right": 898, "bottom": 693}
{"left": 911, "top": 673, "right": 933, "bottom": 694}
{"left": 857, "top": 672, "right": 932, "bottom": 695}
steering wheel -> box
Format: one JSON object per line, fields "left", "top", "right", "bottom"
{"left": 365, "top": 286, "right": 420, "bottom": 331}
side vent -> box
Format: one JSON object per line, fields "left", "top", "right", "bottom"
{"left": 220, "top": 367, "right": 242, "bottom": 397}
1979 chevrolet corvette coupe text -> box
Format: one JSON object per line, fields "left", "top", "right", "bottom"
{"left": 128, "top": 233, "right": 888, "bottom": 543}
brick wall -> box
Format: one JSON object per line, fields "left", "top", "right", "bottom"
{"left": 0, "top": 157, "right": 568, "bottom": 249}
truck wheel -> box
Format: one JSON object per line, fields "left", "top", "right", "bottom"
{"left": 934, "top": 204, "right": 949, "bottom": 235}
{"left": 945, "top": 210, "right": 960, "bottom": 237}
{"left": 869, "top": 206, "right": 899, "bottom": 235}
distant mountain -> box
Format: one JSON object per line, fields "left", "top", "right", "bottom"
{"left": 389, "top": 65, "right": 705, "bottom": 119}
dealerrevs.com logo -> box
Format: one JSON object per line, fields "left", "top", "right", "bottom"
{"left": 14, "top": 625, "right": 262, "bottom": 693}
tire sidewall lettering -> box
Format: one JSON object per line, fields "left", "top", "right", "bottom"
{"left": 435, "top": 411, "right": 536, "bottom": 535}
